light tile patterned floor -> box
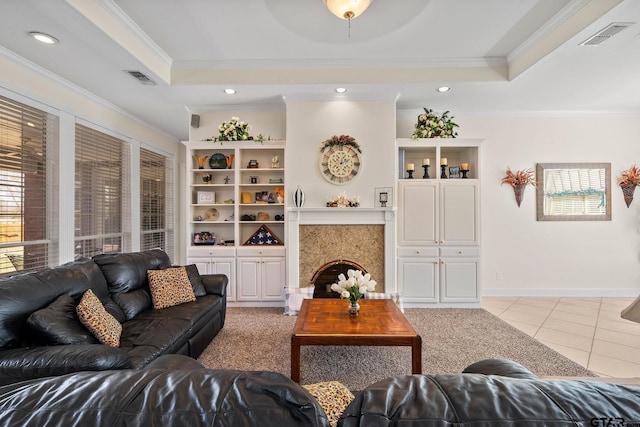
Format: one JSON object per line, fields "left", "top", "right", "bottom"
{"left": 483, "top": 297, "right": 640, "bottom": 378}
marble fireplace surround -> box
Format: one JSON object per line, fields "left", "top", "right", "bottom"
{"left": 286, "top": 208, "right": 397, "bottom": 293}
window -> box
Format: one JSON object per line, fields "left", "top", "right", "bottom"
{"left": 0, "top": 95, "right": 59, "bottom": 275}
{"left": 140, "top": 147, "right": 174, "bottom": 260}
{"left": 75, "top": 124, "right": 130, "bottom": 258}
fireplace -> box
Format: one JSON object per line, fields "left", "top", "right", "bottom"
{"left": 311, "top": 259, "right": 368, "bottom": 298}
{"left": 285, "top": 207, "right": 396, "bottom": 293}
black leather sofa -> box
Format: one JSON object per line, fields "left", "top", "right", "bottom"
{"left": 0, "top": 355, "right": 331, "bottom": 427}
{"left": 0, "top": 249, "right": 228, "bottom": 386}
{"left": 339, "top": 358, "right": 640, "bottom": 426}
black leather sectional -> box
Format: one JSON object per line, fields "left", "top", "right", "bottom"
{"left": 0, "top": 249, "right": 227, "bottom": 386}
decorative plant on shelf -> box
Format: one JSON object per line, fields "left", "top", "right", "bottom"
{"left": 203, "top": 116, "right": 264, "bottom": 143}
{"left": 330, "top": 269, "right": 376, "bottom": 316}
{"left": 319, "top": 134, "right": 362, "bottom": 153}
{"left": 617, "top": 165, "right": 640, "bottom": 207}
{"left": 412, "top": 108, "right": 459, "bottom": 139}
{"left": 501, "top": 168, "right": 536, "bottom": 207}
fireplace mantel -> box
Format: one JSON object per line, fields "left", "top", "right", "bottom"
{"left": 286, "top": 207, "right": 397, "bottom": 291}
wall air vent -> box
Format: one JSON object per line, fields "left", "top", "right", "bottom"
{"left": 124, "top": 70, "right": 157, "bottom": 86}
{"left": 579, "top": 22, "right": 634, "bottom": 46}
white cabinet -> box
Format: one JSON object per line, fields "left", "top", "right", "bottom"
{"left": 398, "top": 180, "right": 478, "bottom": 246}
{"left": 396, "top": 138, "right": 481, "bottom": 306}
{"left": 236, "top": 247, "right": 285, "bottom": 302}
{"left": 188, "top": 247, "right": 236, "bottom": 301}
{"left": 397, "top": 247, "right": 438, "bottom": 303}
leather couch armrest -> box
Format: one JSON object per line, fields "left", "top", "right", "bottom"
{"left": 462, "top": 358, "right": 538, "bottom": 379}
{"left": 0, "top": 344, "right": 132, "bottom": 386}
{"left": 201, "top": 274, "right": 228, "bottom": 297}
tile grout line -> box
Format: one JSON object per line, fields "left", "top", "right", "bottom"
{"left": 585, "top": 298, "right": 602, "bottom": 372}
{"left": 532, "top": 297, "right": 562, "bottom": 341}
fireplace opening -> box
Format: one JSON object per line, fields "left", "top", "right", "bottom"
{"left": 311, "top": 260, "right": 368, "bottom": 298}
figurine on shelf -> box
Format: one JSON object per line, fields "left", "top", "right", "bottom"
{"left": 271, "top": 155, "right": 280, "bottom": 168}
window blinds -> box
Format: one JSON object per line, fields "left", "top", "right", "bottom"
{"left": 74, "top": 124, "right": 130, "bottom": 258}
{"left": 140, "top": 147, "right": 174, "bottom": 260}
{"left": 0, "top": 95, "right": 59, "bottom": 274}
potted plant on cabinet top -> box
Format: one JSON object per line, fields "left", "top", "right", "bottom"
{"left": 618, "top": 165, "right": 640, "bottom": 208}
{"left": 501, "top": 168, "right": 536, "bottom": 207}
{"left": 412, "top": 108, "right": 459, "bottom": 139}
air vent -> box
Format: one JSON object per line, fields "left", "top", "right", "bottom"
{"left": 124, "top": 70, "right": 157, "bottom": 86}
{"left": 580, "top": 22, "right": 634, "bottom": 46}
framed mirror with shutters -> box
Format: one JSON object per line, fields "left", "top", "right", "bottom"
{"left": 536, "top": 162, "right": 611, "bottom": 221}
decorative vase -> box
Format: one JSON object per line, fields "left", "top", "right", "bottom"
{"left": 348, "top": 300, "right": 360, "bottom": 317}
{"left": 513, "top": 184, "right": 527, "bottom": 207}
{"left": 293, "top": 186, "right": 305, "bottom": 208}
{"left": 621, "top": 184, "right": 637, "bottom": 208}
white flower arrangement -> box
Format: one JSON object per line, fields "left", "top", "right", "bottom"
{"left": 330, "top": 269, "right": 376, "bottom": 303}
{"left": 204, "top": 116, "right": 264, "bottom": 143}
{"left": 412, "top": 108, "right": 459, "bottom": 139}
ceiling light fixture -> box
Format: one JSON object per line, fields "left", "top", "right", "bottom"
{"left": 437, "top": 86, "right": 450, "bottom": 93}
{"left": 325, "top": 0, "right": 371, "bottom": 37}
{"left": 29, "top": 31, "right": 59, "bottom": 45}
{"left": 335, "top": 87, "right": 347, "bottom": 93}
{"left": 224, "top": 88, "right": 236, "bottom": 95}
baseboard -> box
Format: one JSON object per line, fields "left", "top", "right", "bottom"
{"left": 483, "top": 288, "right": 640, "bottom": 298}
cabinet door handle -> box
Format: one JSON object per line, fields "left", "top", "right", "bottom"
{"left": 416, "top": 250, "right": 420, "bottom": 254}
{"left": 440, "top": 240, "right": 445, "bottom": 244}
{"left": 458, "top": 250, "right": 463, "bottom": 255}
{"left": 440, "top": 260, "right": 445, "bottom": 264}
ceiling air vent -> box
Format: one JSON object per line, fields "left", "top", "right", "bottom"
{"left": 124, "top": 70, "right": 157, "bottom": 86}
{"left": 579, "top": 22, "right": 634, "bottom": 46}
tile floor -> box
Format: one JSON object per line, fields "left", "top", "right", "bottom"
{"left": 482, "top": 296, "right": 640, "bottom": 379}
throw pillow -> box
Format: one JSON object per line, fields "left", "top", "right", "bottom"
{"left": 147, "top": 267, "right": 196, "bottom": 309}
{"left": 302, "top": 381, "right": 354, "bottom": 427}
{"left": 76, "top": 289, "right": 122, "bottom": 347}
{"left": 163, "top": 264, "right": 206, "bottom": 297}
{"left": 27, "top": 294, "right": 98, "bottom": 345}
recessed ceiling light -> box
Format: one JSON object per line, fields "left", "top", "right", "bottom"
{"left": 29, "top": 32, "right": 59, "bottom": 44}
{"left": 224, "top": 88, "right": 236, "bottom": 95}
{"left": 437, "top": 86, "right": 450, "bottom": 93}
{"left": 335, "top": 87, "right": 347, "bottom": 93}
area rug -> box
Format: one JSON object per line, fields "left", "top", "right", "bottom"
{"left": 198, "top": 307, "right": 594, "bottom": 391}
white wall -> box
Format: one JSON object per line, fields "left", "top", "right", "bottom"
{"left": 285, "top": 100, "right": 396, "bottom": 208}
{"left": 398, "top": 111, "right": 640, "bottom": 296}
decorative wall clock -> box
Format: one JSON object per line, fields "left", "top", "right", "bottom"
{"left": 319, "top": 135, "right": 362, "bottom": 185}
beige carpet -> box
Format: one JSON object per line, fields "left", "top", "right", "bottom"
{"left": 198, "top": 307, "right": 594, "bottom": 391}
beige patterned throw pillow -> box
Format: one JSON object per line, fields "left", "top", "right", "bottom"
{"left": 303, "top": 381, "right": 354, "bottom": 427}
{"left": 147, "top": 267, "right": 196, "bottom": 309}
{"left": 76, "top": 289, "right": 122, "bottom": 347}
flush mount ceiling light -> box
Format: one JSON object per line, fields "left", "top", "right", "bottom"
{"left": 324, "top": 0, "right": 371, "bottom": 20}
{"left": 437, "top": 86, "right": 451, "bottom": 93}
{"left": 335, "top": 87, "right": 347, "bottom": 93}
{"left": 29, "top": 31, "right": 59, "bottom": 44}
{"left": 224, "top": 88, "right": 236, "bottom": 95}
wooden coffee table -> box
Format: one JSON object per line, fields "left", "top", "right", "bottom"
{"left": 290, "top": 298, "right": 422, "bottom": 383}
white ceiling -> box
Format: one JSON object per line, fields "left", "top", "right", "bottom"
{"left": 1, "top": 0, "right": 639, "bottom": 140}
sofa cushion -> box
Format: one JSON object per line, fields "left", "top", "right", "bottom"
{"left": 112, "top": 289, "right": 153, "bottom": 321}
{"left": 303, "top": 381, "right": 354, "bottom": 427}
{"left": 76, "top": 289, "right": 122, "bottom": 347}
{"left": 164, "top": 265, "right": 206, "bottom": 297}
{"left": 148, "top": 268, "right": 196, "bottom": 310}
{"left": 93, "top": 249, "right": 171, "bottom": 320}
{"left": 0, "top": 258, "right": 112, "bottom": 349}
{"left": 26, "top": 294, "right": 97, "bottom": 345}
